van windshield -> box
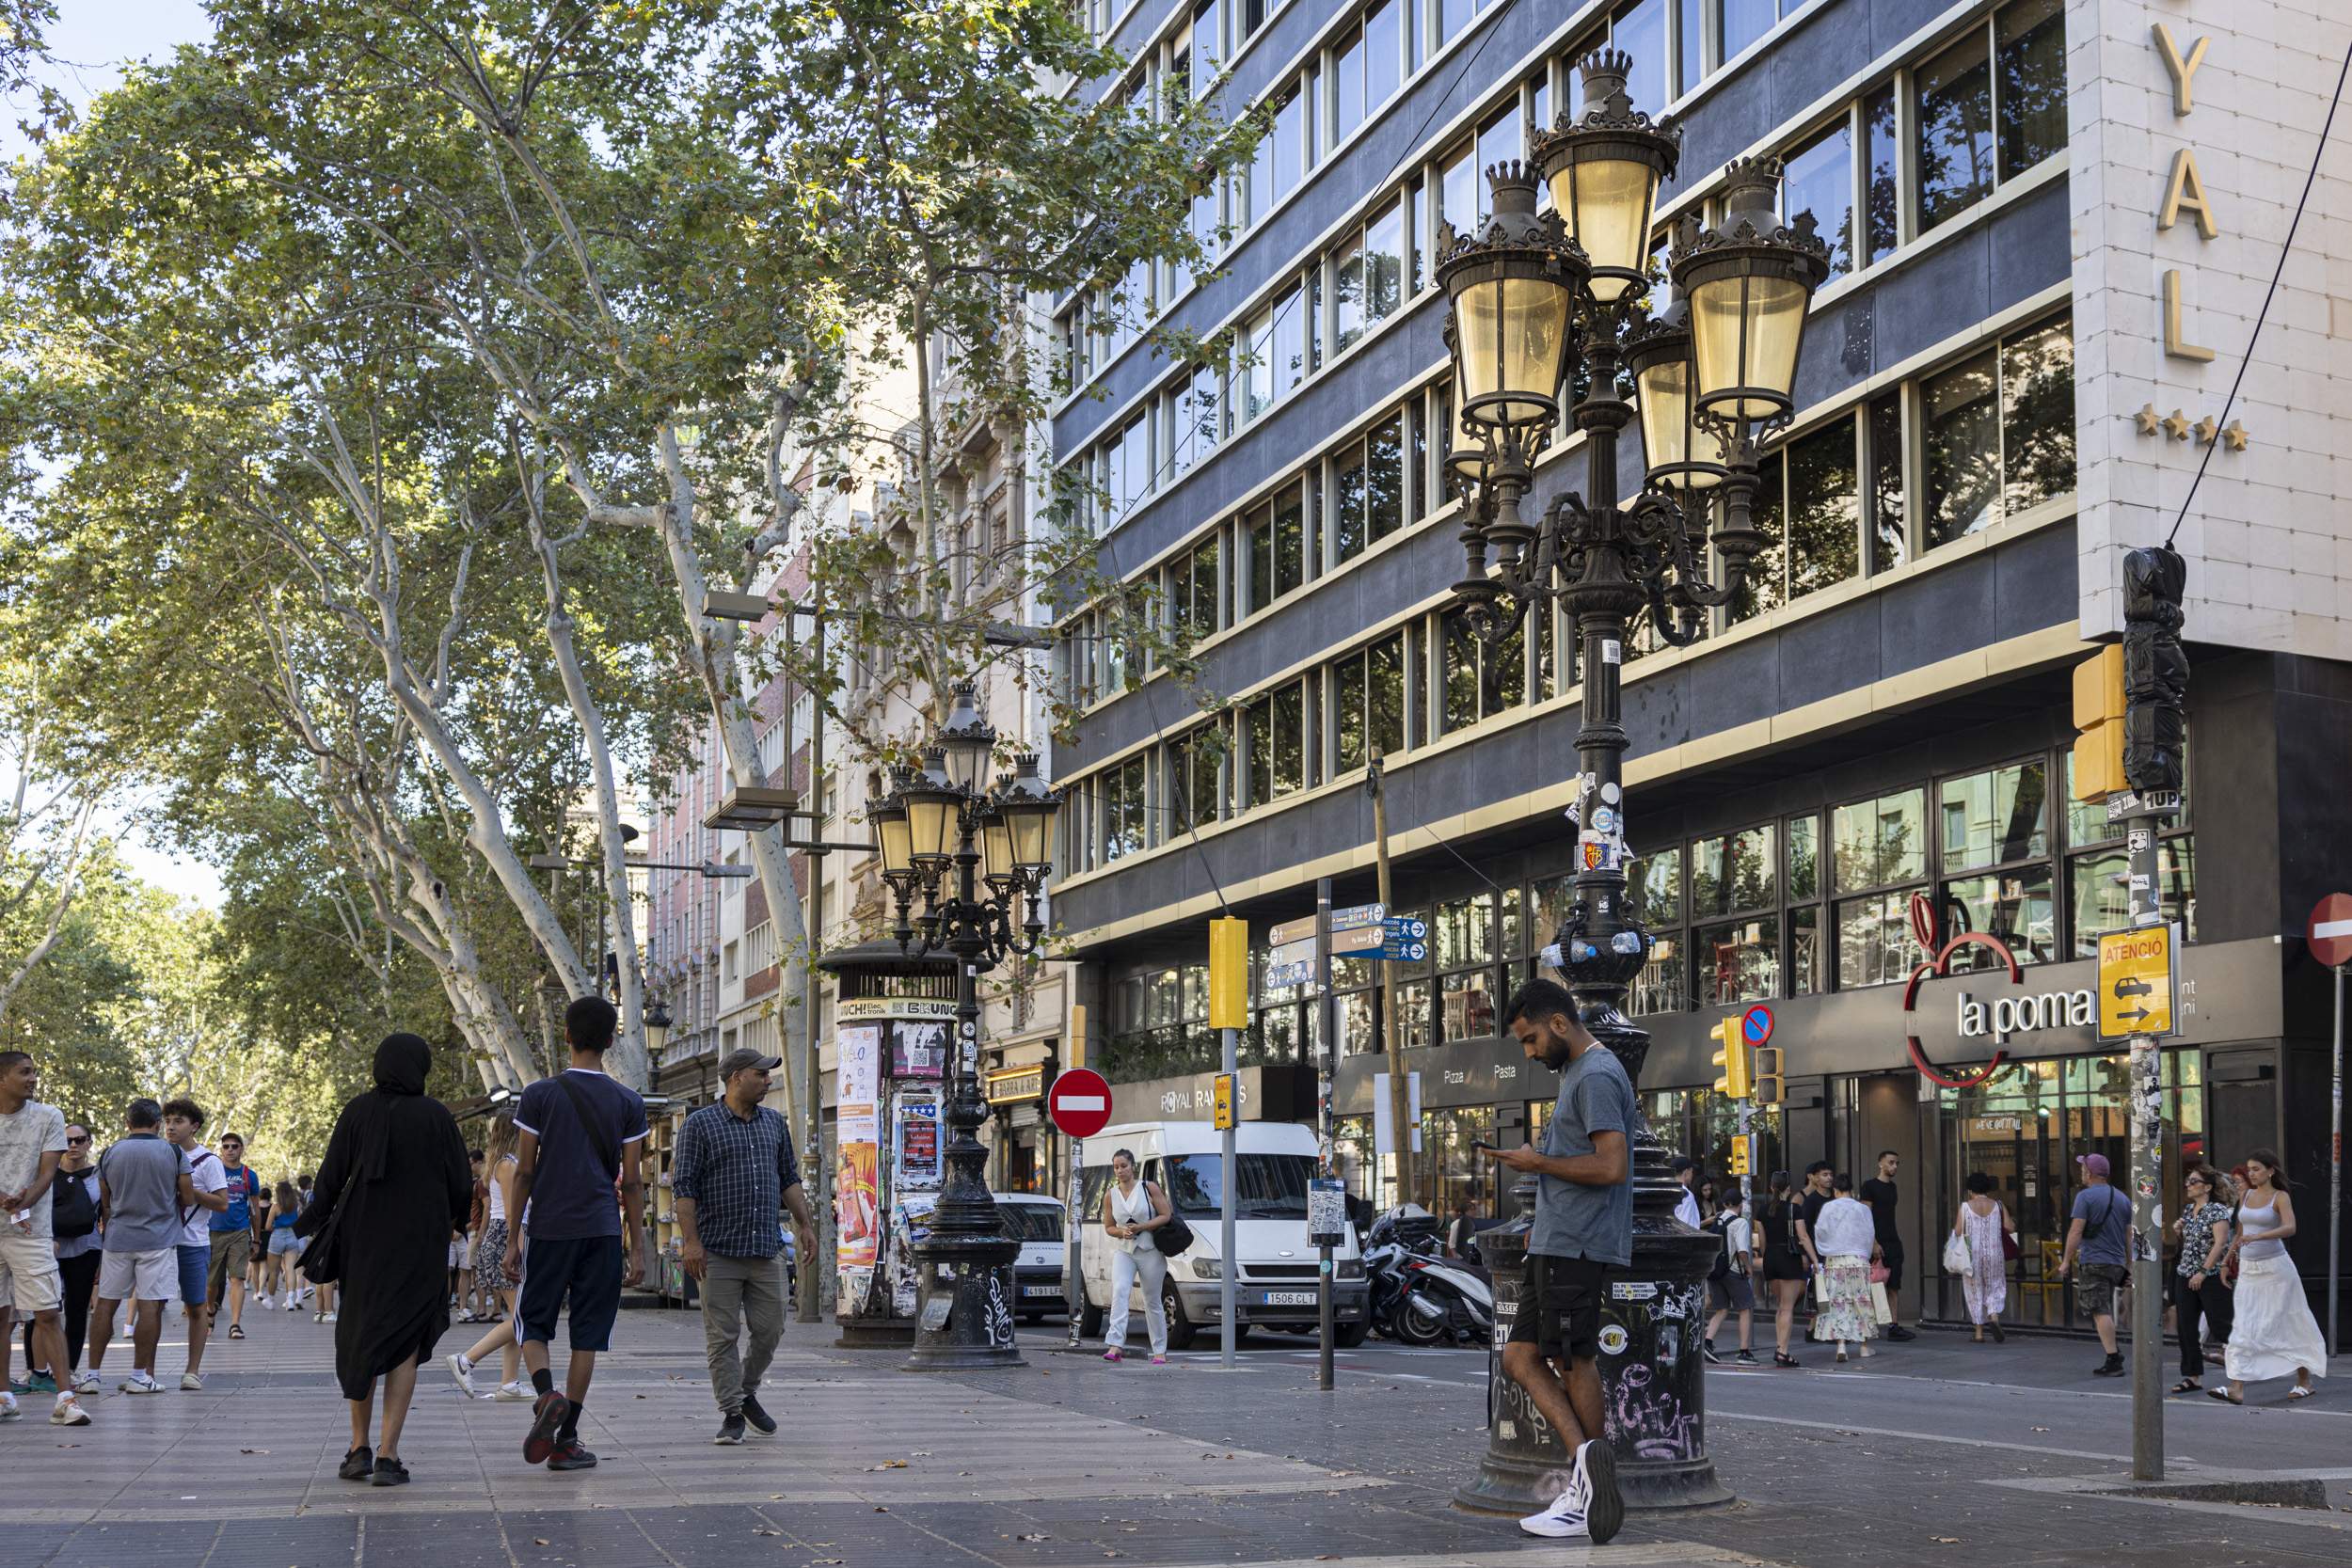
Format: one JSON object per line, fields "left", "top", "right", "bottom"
{"left": 1160, "top": 1153, "right": 1315, "bottom": 1218}
{"left": 995, "top": 1202, "right": 1064, "bottom": 1243}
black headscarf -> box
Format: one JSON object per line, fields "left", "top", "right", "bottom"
{"left": 358, "top": 1032, "right": 433, "bottom": 1180}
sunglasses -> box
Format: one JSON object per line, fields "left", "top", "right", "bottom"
{"left": 65, "top": 1135, "right": 90, "bottom": 1146}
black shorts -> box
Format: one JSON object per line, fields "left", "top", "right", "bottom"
{"left": 517, "top": 1234, "right": 625, "bottom": 1353}
{"left": 1506, "top": 1255, "right": 1608, "bottom": 1362}
{"left": 1879, "top": 1242, "right": 1904, "bottom": 1294}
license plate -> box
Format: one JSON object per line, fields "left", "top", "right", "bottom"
{"left": 1020, "top": 1285, "right": 1057, "bottom": 1297}
{"left": 1263, "top": 1291, "right": 1315, "bottom": 1306}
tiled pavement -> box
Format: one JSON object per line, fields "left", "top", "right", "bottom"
{"left": 5, "top": 1302, "right": 2351, "bottom": 1566}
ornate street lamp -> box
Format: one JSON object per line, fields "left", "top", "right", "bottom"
{"left": 644, "top": 998, "right": 672, "bottom": 1060}
{"left": 865, "top": 681, "right": 1062, "bottom": 1370}
{"left": 1440, "top": 51, "right": 1830, "bottom": 1516}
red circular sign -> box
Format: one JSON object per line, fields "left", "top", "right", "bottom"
{"left": 1048, "top": 1068, "right": 1114, "bottom": 1139}
{"left": 2309, "top": 893, "right": 2352, "bottom": 969}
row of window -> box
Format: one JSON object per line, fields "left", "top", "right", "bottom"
{"left": 1060, "top": 301, "right": 2077, "bottom": 845}
{"left": 1103, "top": 744, "right": 2198, "bottom": 1074}
{"left": 1059, "top": 0, "right": 2069, "bottom": 548}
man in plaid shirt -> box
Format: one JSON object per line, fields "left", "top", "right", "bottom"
{"left": 673, "top": 1049, "right": 816, "bottom": 1446}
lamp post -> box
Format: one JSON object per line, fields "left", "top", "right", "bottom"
{"left": 867, "top": 681, "right": 1062, "bottom": 1370}
{"left": 1439, "top": 51, "right": 1828, "bottom": 1514}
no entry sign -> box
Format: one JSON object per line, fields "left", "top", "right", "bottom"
{"left": 2310, "top": 894, "right": 2352, "bottom": 969}
{"left": 1048, "top": 1068, "right": 1114, "bottom": 1139}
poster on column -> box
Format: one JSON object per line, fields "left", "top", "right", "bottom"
{"left": 896, "top": 1095, "right": 942, "bottom": 1192}
{"left": 835, "top": 1025, "right": 882, "bottom": 1279}
{"left": 892, "top": 1020, "right": 947, "bottom": 1079}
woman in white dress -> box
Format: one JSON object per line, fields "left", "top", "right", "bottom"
{"left": 1807, "top": 1174, "right": 1879, "bottom": 1363}
{"left": 1100, "top": 1148, "right": 1175, "bottom": 1365}
{"left": 1951, "top": 1171, "right": 2010, "bottom": 1342}
{"left": 2214, "top": 1148, "right": 2326, "bottom": 1404}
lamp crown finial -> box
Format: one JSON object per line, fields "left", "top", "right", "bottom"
{"left": 1720, "top": 155, "right": 1785, "bottom": 230}
{"left": 1578, "top": 48, "right": 1635, "bottom": 118}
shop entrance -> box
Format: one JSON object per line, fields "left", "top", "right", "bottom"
{"left": 1928, "top": 1052, "right": 2202, "bottom": 1331}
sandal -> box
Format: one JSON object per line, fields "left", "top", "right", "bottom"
{"left": 2171, "top": 1379, "right": 2200, "bottom": 1393}
{"left": 2289, "top": 1386, "right": 2316, "bottom": 1401}
{"left": 228, "top": 1324, "right": 245, "bottom": 1339}
{"left": 2207, "top": 1386, "right": 2243, "bottom": 1404}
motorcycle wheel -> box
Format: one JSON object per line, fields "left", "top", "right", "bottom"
{"left": 1395, "top": 1293, "right": 1449, "bottom": 1346}
{"left": 1334, "top": 1319, "right": 1371, "bottom": 1348}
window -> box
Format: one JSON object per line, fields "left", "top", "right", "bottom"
{"left": 1365, "top": 0, "right": 1402, "bottom": 114}
{"left": 1333, "top": 26, "right": 1364, "bottom": 144}
{"left": 1439, "top": 141, "right": 1474, "bottom": 240}
{"left": 1939, "top": 759, "right": 2054, "bottom": 967}
{"left": 1867, "top": 389, "right": 1906, "bottom": 571}
{"left": 1169, "top": 724, "right": 1222, "bottom": 831}
{"left": 1180, "top": 534, "right": 1222, "bottom": 641}
{"left": 1270, "top": 87, "right": 1304, "bottom": 208}
{"left": 1334, "top": 229, "right": 1364, "bottom": 353}
{"left": 1782, "top": 120, "right": 1855, "bottom": 278}
{"left": 1437, "top": 606, "right": 1522, "bottom": 734}
{"left": 1436, "top": 893, "right": 1498, "bottom": 1042}
{"left": 1475, "top": 107, "right": 1518, "bottom": 207}
{"left": 1364, "top": 198, "right": 1404, "bottom": 326}
{"left": 1676, "top": 0, "right": 1702, "bottom": 96}
{"left": 1333, "top": 441, "right": 1367, "bottom": 564}
{"left": 1366, "top": 413, "right": 1405, "bottom": 543}
{"left": 1923, "top": 311, "right": 2074, "bottom": 548}
{"left": 1915, "top": 29, "right": 1993, "bottom": 231}
{"left": 1272, "top": 283, "right": 1306, "bottom": 400}
{"left": 1101, "top": 755, "right": 1148, "bottom": 863}
{"left": 1697, "top": 917, "right": 1779, "bottom": 1005}
{"left": 1832, "top": 787, "right": 1927, "bottom": 988}
{"left": 1733, "top": 414, "right": 1860, "bottom": 624}
{"left": 1862, "top": 86, "right": 1899, "bottom": 263}
{"left": 1720, "top": 0, "right": 1776, "bottom": 62}
{"left": 1915, "top": 1, "right": 2065, "bottom": 233}
{"left": 1246, "top": 499, "right": 1274, "bottom": 617}
{"left": 1628, "top": 849, "right": 1687, "bottom": 1015}
{"left": 1612, "top": 0, "right": 1668, "bottom": 116}
{"left": 1191, "top": 0, "right": 1222, "bottom": 99}
{"left": 1275, "top": 481, "right": 1307, "bottom": 597}
{"left": 1244, "top": 306, "right": 1276, "bottom": 422}
{"left": 1996, "top": 0, "right": 2066, "bottom": 180}
{"left": 1271, "top": 683, "right": 1305, "bottom": 798}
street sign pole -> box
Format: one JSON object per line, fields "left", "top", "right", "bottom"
{"left": 1065, "top": 1135, "right": 1085, "bottom": 1352}
{"left": 1221, "top": 1016, "right": 1238, "bottom": 1371}
{"left": 1316, "top": 876, "right": 1337, "bottom": 1392}
{"left": 2308, "top": 895, "right": 2352, "bottom": 1355}
{"left": 2124, "top": 811, "right": 2165, "bottom": 1483}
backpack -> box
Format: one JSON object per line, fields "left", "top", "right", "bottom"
{"left": 51, "top": 1166, "right": 98, "bottom": 1240}
{"left": 1705, "top": 1213, "right": 1733, "bottom": 1280}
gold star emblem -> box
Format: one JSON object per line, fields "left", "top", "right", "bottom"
{"left": 2221, "top": 420, "right": 2249, "bottom": 451}
{"left": 2194, "top": 415, "right": 2217, "bottom": 446}
{"left": 2163, "top": 409, "right": 2193, "bottom": 440}
{"left": 2135, "top": 404, "right": 2162, "bottom": 436}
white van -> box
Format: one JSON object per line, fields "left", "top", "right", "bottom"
{"left": 1074, "top": 1121, "right": 1370, "bottom": 1350}
{"left": 993, "top": 1191, "right": 1067, "bottom": 1322}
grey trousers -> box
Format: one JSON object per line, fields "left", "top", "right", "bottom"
{"left": 700, "top": 1253, "right": 786, "bottom": 1415}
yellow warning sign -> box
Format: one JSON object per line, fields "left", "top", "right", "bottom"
{"left": 1729, "top": 1134, "right": 1754, "bottom": 1177}
{"left": 2096, "top": 925, "right": 2176, "bottom": 1040}
{"left": 1212, "top": 1072, "right": 1237, "bottom": 1132}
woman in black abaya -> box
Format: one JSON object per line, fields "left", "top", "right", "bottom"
{"left": 299, "top": 1033, "right": 471, "bottom": 1486}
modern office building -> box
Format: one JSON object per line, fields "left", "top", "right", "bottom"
{"left": 1046, "top": 0, "right": 2352, "bottom": 1326}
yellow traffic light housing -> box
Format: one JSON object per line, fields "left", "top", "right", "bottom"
{"left": 2071, "top": 644, "right": 2125, "bottom": 801}
{"left": 1752, "top": 1045, "right": 1785, "bottom": 1107}
{"left": 1710, "top": 1017, "right": 1751, "bottom": 1099}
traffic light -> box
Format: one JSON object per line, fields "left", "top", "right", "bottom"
{"left": 2071, "top": 643, "right": 2124, "bottom": 802}
{"left": 1752, "top": 1046, "right": 1786, "bottom": 1107}
{"left": 1710, "top": 1017, "right": 1751, "bottom": 1100}
{"left": 2122, "top": 546, "right": 2187, "bottom": 796}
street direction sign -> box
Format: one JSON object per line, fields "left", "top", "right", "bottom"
{"left": 2096, "top": 926, "right": 2177, "bottom": 1040}
{"left": 1048, "top": 1068, "right": 1114, "bottom": 1139}
{"left": 2309, "top": 893, "right": 2352, "bottom": 969}
{"left": 1269, "top": 904, "right": 1385, "bottom": 950}
{"left": 1268, "top": 915, "right": 1318, "bottom": 949}
{"left": 1331, "top": 926, "right": 1388, "bottom": 957}
{"left": 1378, "top": 937, "right": 1429, "bottom": 961}
{"left": 1331, "top": 902, "right": 1387, "bottom": 931}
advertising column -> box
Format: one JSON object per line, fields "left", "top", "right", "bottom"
{"left": 835, "top": 1024, "right": 883, "bottom": 1308}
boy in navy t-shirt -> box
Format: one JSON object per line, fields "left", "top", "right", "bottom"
{"left": 505, "top": 996, "right": 648, "bottom": 1472}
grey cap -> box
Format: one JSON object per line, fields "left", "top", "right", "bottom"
{"left": 718, "top": 1049, "right": 783, "bottom": 1081}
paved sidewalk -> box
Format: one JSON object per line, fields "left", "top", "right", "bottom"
{"left": 5, "top": 1302, "right": 2350, "bottom": 1567}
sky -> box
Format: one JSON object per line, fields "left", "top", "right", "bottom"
{"left": 19, "top": 1, "right": 223, "bottom": 905}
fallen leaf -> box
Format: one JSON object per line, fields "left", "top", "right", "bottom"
{"left": 533, "top": 1539, "right": 550, "bottom": 1547}
{"left": 1932, "top": 1538, "right": 1961, "bottom": 1544}
{"left": 866, "top": 1459, "right": 909, "bottom": 1470}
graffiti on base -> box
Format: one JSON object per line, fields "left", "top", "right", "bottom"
{"left": 985, "top": 1270, "right": 1017, "bottom": 1349}
{"left": 1605, "top": 1360, "right": 1698, "bottom": 1462}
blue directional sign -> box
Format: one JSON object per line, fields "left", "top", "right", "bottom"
{"left": 1375, "top": 916, "right": 1429, "bottom": 962}
{"left": 1378, "top": 939, "right": 1429, "bottom": 961}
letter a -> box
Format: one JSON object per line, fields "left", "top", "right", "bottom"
{"left": 2160, "top": 149, "right": 2220, "bottom": 240}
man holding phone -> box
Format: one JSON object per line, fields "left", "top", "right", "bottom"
{"left": 1483, "top": 977, "right": 1632, "bottom": 1545}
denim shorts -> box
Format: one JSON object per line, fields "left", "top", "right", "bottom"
{"left": 176, "top": 1244, "right": 208, "bottom": 1307}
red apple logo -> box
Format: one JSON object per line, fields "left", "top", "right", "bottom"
{"left": 1900, "top": 892, "right": 2021, "bottom": 1089}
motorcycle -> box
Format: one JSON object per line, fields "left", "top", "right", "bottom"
{"left": 1366, "top": 1205, "right": 1494, "bottom": 1346}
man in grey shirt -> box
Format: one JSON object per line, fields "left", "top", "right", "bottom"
{"left": 87, "top": 1099, "right": 199, "bottom": 1395}
{"left": 1485, "top": 977, "right": 1633, "bottom": 1546}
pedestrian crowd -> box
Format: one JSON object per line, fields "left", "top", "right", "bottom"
{"left": 1, "top": 997, "right": 816, "bottom": 1473}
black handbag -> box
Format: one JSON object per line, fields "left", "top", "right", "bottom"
{"left": 298, "top": 1167, "right": 356, "bottom": 1285}
{"left": 50, "top": 1167, "right": 98, "bottom": 1240}
{"left": 1149, "top": 1182, "right": 1195, "bottom": 1255}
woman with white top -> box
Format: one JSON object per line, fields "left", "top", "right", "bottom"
{"left": 1950, "top": 1171, "right": 2010, "bottom": 1343}
{"left": 1808, "top": 1173, "right": 1881, "bottom": 1363}
{"left": 2214, "top": 1148, "right": 2326, "bottom": 1404}
{"left": 1100, "top": 1148, "right": 1174, "bottom": 1365}
{"left": 445, "top": 1116, "right": 527, "bottom": 1400}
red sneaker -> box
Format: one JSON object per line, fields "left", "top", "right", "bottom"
{"left": 523, "top": 1391, "right": 568, "bottom": 1465}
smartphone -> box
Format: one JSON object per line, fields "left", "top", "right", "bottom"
{"left": 1471, "top": 1140, "right": 1502, "bottom": 1153}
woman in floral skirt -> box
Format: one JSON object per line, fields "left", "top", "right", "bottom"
{"left": 1808, "top": 1173, "right": 1880, "bottom": 1362}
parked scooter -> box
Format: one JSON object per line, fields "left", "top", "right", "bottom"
{"left": 1365, "top": 1205, "right": 1494, "bottom": 1346}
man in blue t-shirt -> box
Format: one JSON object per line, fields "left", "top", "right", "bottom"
{"left": 2058, "top": 1151, "right": 2132, "bottom": 1377}
{"left": 504, "top": 996, "right": 648, "bottom": 1473}
{"left": 204, "top": 1132, "right": 264, "bottom": 1338}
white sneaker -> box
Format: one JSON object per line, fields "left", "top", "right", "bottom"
{"left": 286, "top": 1295, "right": 300, "bottom": 1310}
{"left": 1575, "top": 1438, "right": 1624, "bottom": 1545}
{"left": 255, "top": 1294, "right": 272, "bottom": 1308}
{"left": 51, "top": 1396, "right": 91, "bottom": 1426}
{"left": 119, "top": 1371, "right": 165, "bottom": 1395}
{"left": 494, "top": 1380, "right": 532, "bottom": 1402}
{"left": 1518, "top": 1491, "right": 1589, "bottom": 1539}
{"left": 72, "top": 1370, "right": 99, "bottom": 1395}
{"left": 322, "top": 1311, "right": 337, "bottom": 1323}
{"left": 0, "top": 1393, "right": 18, "bottom": 1422}
{"left": 180, "top": 1372, "right": 203, "bottom": 1391}
{"left": 447, "top": 1352, "right": 478, "bottom": 1398}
